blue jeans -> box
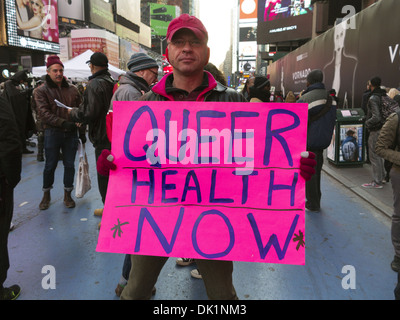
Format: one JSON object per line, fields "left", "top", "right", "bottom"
{"left": 43, "top": 128, "right": 78, "bottom": 191}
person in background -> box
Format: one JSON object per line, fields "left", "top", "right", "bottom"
{"left": 69, "top": 52, "right": 114, "bottom": 208}
{"left": 297, "top": 69, "right": 337, "bottom": 212}
{"left": 0, "top": 96, "right": 22, "bottom": 300}
{"left": 1, "top": 70, "right": 35, "bottom": 154}
{"left": 204, "top": 63, "right": 227, "bottom": 86}
{"left": 248, "top": 76, "right": 271, "bottom": 102}
{"left": 362, "top": 76, "right": 386, "bottom": 189}
{"left": 34, "top": 55, "right": 84, "bottom": 210}
{"left": 240, "top": 76, "right": 255, "bottom": 101}
{"left": 375, "top": 111, "right": 400, "bottom": 273}
{"left": 285, "top": 91, "right": 297, "bottom": 103}
{"left": 108, "top": 52, "right": 160, "bottom": 298}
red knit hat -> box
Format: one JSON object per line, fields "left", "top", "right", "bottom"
{"left": 46, "top": 55, "right": 64, "bottom": 68}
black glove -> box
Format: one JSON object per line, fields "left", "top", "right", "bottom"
{"left": 62, "top": 121, "right": 76, "bottom": 131}
{"left": 79, "top": 134, "right": 87, "bottom": 144}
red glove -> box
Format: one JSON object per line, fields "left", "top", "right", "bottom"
{"left": 97, "top": 149, "right": 116, "bottom": 176}
{"left": 300, "top": 151, "right": 316, "bottom": 181}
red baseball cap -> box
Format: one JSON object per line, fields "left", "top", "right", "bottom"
{"left": 167, "top": 14, "right": 208, "bottom": 42}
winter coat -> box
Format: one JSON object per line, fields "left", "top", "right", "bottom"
{"left": 0, "top": 96, "right": 22, "bottom": 189}
{"left": 110, "top": 72, "right": 151, "bottom": 109}
{"left": 297, "top": 82, "right": 337, "bottom": 150}
{"left": 365, "top": 87, "right": 386, "bottom": 131}
{"left": 70, "top": 69, "right": 114, "bottom": 149}
{"left": 376, "top": 112, "right": 400, "bottom": 169}
{"left": 34, "top": 75, "right": 82, "bottom": 133}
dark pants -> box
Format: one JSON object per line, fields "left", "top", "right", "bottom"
{"left": 95, "top": 147, "right": 110, "bottom": 204}
{"left": 0, "top": 180, "right": 14, "bottom": 288}
{"left": 306, "top": 149, "right": 324, "bottom": 210}
{"left": 43, "top": 129, "right": 78, "bottom": 191}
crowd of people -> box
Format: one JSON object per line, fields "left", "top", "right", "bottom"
{"left": 0, "top": 13, "right": 399, "bottom": 300}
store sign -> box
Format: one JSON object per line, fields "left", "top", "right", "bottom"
{"left": 6, "top": 0, "right": 60, "bottom": 53}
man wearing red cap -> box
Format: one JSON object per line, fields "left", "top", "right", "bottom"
{"left": 34, "top": 55, "right": 84, "bottom": 210}
{"left": 98, "top": 14, "right": 316, "bottom": 300}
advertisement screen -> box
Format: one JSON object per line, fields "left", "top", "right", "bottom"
{"left": 150, "top": 3, "right": 179, "bottom": 37}
{"left": 262, "top": 0, "right": 312, "bottom": 21}
{"left": 58, "top": 0, "right": 84, "bottom": 21}
{"left": 6, "top": 0, "right": 60, "bottom": 53}
{"left": 257, "top": 0, "right": 313, "bottom": 43}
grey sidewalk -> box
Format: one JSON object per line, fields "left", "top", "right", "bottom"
{"left": 323, "top": 160, "right": 394, "bottom": 219}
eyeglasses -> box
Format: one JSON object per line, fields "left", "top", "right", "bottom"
{"left": 148, "top": 69, "right": 158, "bottom": 77}
{"left": 170, "top": 39, "right": 203, "bottom": 48}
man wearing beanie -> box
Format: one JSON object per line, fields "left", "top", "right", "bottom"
{"left": 297, "top": 69, "right": 337, "bottom": 212}
{"left": 108, "top": 52, "right": 159, "bottom": 298}
{"left": 69, "top": 52, "right": 115, "bottom": 207}
{"left": 110, "top": 53, "right": 159, "bottom": 104}
{"left": 33, "top": 55, "right": 84, "bottom": 210}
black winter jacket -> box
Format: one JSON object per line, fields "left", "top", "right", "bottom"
{"left": 71, "top": 69, "right": 114, "bottom": 149}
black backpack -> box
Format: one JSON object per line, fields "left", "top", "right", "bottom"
{"left": 381, "top": 95, "right": 400, "bottom": 121}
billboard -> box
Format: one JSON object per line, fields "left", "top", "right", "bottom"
{"left": 150, "top": 3, "right": 179, "bottom": 37}
{"left": 57, "top": 0, "right": 84, "bottom": 21}
{"left": 6, "top": 0, "right": 59, "bottom": 52}
{"left": 266, "top": 0, "right": 400, "bottom": 109}
{"left": 257, "top": 0, "right": 313, "bottom": 43}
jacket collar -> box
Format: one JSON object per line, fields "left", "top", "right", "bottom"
{"left": 303, "top": 82, "right": 325, "bottom": 95}
{"left": 151, "top": 71, "right": 219, "bottom": 101}
{"left": 89, "top": 68, "right": 111, "bottom": 81}
{"left": 45, "top": 74, "right": 70, "bottom": 89}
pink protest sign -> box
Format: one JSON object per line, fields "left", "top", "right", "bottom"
{"left": 96, "top": 101, "right": 308, "bottom": 265}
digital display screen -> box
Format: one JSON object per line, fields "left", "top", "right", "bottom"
{"left": 257, "top": 0, "right": 313, "bottom": 43}
{"left": 262, "top": 0, "right": 312, "bottom": 21}
{"left": 6, "top": 0, "right": 60, "bottom": 53}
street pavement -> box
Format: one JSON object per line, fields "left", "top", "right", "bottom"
{"left": 4, "top": 139, "right": 398, "bottom": 300}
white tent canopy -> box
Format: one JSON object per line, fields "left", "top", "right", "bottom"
{"left": 32, "top": 50, "right": 125, "bottom": 80}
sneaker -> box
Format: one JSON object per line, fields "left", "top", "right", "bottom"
{"left": 361, "top": 182, "right": 383, "bottom": 189}
{"left": 176, "top": 258, "right": 194, "bottom": 266}
{"left": 391, "top": 255, "right": 400, "bottom": 272}
{"left": 190, "top": 268, "right": 202, "bottom": 279}
{"left": 0, "top": 285, "right": 21, "bottom": 300}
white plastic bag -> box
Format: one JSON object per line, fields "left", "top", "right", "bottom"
{"left": 75, "top": 140, "right": 91, "bottom": 198}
